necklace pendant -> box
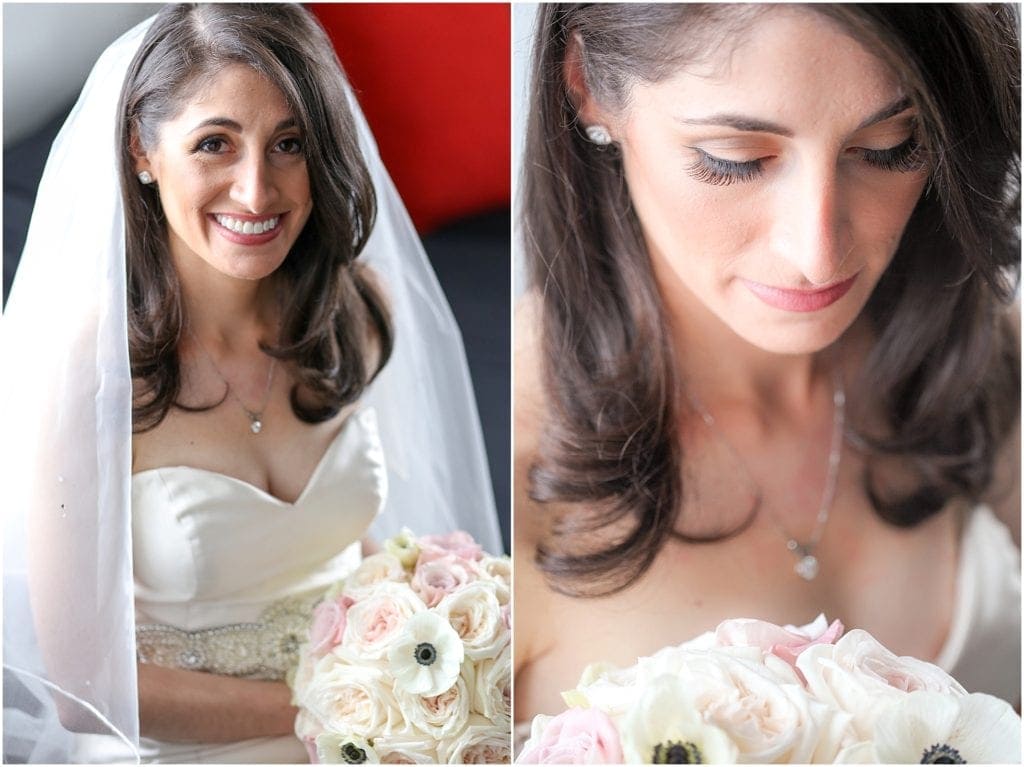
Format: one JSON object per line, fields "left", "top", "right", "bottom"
{"left": 794, "top": 554, "right": 819, "bottom": 581}
{"left": 250, "top": 418, "right": 263, "bottom": 434}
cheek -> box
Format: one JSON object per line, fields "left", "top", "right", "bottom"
{"left": 848, "top": 175, "right": 927, "bottom": 261}
{"left": 624, "top": 149, "right": 758, "bottom": 279}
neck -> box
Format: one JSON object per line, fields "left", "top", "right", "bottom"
{"left": 657, "top": 270, "right": 832, "bottom": 419}
{"left": 175, "top": 256, "right": 280, "bottom": 351}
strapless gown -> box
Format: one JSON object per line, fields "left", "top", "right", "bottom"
{"left": 130, "top": 407, "right": 386, "bottom": 763}
{"left": 513, "top": 504, "right": 1021, "bottom": 756}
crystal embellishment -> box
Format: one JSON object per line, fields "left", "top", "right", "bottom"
{"left": 136, "top": 594, "right": 316, "bottom": 680}
{"left": 250, "top": 418, "right": 262, "bottom": 434}
{"left": 794, "top": 554, "right": 819, "bottom": 581}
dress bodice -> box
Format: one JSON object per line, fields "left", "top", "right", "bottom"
{"left": 936, "top": 504, "right": 1020, "bottom": 703}
{"left": 129, "top": 406, "right": 387, "bottom": 764}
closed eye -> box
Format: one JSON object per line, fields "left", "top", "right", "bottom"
{"left": 686, "top": 149, "right": 764, "bottom": 186}
{"left": 856, "top": 135, "right": 925, "bottom": 173}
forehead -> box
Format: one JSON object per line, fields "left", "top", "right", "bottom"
{"left": 629, "top": 8, "right": 903, "bottom": 132}
{"left": 170, "top": 64, "right": 294, "bottom": 123}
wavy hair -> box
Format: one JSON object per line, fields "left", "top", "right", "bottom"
{"left": 118, "top": 3, "right": 393, "bottom": 431}
{"left": 523, "top": 4, "right": 1020, "bottom": 596}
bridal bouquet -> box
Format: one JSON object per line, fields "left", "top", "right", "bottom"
{"left": 290, "top": 529, "right": 512, "bottom": 764}
{"left": 517, "top": 616, "right": 1021, "bottom": 764}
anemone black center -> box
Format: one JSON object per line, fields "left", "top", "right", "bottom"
{"left": 414, "top": 641, "right": 437, "bottom": 666}
{"left": 340, "top": 742, "right": 367, "bottom": 764}
{"left": 920, "top": 743, "right": 966, "bottom": 764}
{"left": 652, "top": 740, "right": 704, "bottom": 764}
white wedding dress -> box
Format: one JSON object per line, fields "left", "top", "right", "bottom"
{"left": 87, "top": 407, "right": 386, "bottom": 764}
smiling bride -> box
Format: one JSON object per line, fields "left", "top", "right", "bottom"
{"left": 2, "top": 4, "right": 501, "bottom": 763}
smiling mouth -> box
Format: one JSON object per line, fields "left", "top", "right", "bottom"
{"left": 213, "top": 213, "right": 282, "bottom": 235}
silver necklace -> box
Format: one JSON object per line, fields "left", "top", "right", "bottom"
{"left": 188, "top": 328, "right": 277, "bottom": 434}
{"left": 687, "top": 371, "right": 845, "bottom": 581}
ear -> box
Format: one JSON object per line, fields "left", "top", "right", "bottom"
{"left": 129, "top": 127, "right": 154, "bottom": 178}
{"left": 563, "top": 32, "right": 614, "bottom": 136}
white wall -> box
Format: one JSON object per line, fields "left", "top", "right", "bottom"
{"left": 512, "top": 3, "right": 537, "bottom": 298}
{"left": 3, "top": 3, "right": 154, "bottom": 145}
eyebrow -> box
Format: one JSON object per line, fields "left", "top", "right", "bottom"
{"left": 676, "top": 96, "right": 913, "bottom": 137}
{"left": 188, "top": 117, "right": 297, "bottom": 134}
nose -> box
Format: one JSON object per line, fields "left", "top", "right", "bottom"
{"left": 769, "top": 161, "right": 852, "bottom": 286}
{"left": 230, "top": 152, "right": 278, "bottom": 213}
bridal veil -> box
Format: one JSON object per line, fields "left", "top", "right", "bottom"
{"left": 1, "top": 15, "right": 501, "bottom": 762}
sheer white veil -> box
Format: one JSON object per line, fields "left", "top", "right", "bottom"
{"left": 2, "top": 14, "right": 501, "bottom": 763}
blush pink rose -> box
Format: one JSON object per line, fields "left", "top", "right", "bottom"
{"left": 411, "top": 554, "right": 477, "bottom": 607}
{"left": 518, "top": 708, "right": 624, "bottom": 764}
{"left": 418, "top": 530, "right": 483, "bottom": 564}
{"left": 715, "top": 615, "right": 844, "bottom": 672}
{"left": 309, "top": 596, "right": 355, "bottom": 658}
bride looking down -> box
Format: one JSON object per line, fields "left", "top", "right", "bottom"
{"left": 3, "top": 3, "right": 500, "bottom": 762}
{"left": 514, "top": 3, "right": 1020, "bottom": 725}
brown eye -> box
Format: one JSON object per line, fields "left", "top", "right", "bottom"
{"left": 195, "top": 137, "right": 228, "bottom": 154}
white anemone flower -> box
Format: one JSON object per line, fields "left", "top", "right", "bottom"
{"left": 387, "top": 611, "right": 464, "bottom": 696}
{"left": 315, "top": 733, "right": 380, "bottom": 764}
{"left": 872, "top": 691, "right": 1021, "bottom": 764}
{"left": 622, "top": 674, "right": 739, "bottom": 764}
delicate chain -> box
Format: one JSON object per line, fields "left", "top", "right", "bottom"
{"left": 687, "top": 369, "right": 845, "bottom": 580}
{"left": 187, "top": 327, "right": 277, "bottom": 435}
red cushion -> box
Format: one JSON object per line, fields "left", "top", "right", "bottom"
{"left": 313, "top": 4, "right": 511, "bottom": 234}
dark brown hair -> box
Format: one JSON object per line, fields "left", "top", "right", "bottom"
{"left": 119, "top": 3, "right": 392, "bottom": 431}
{"left": 523, "top": 4, "right": 1021, "bottom": 595}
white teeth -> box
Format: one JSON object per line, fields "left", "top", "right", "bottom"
{"left": 215, "top": 214, "right": 280, "bottom": 235}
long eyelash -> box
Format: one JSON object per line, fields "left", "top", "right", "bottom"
{"left": 861, "top": 136, "right": 925, "bottom": 173}
{"left": 686, "top": 150, "right": 764, "bottom": 186}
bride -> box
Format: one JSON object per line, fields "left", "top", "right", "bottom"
{"left": 3, "top": 4, "right": 501, "bottom": 763}
{"left": 514, "top": 3, "right": 1020, "bottom": 728}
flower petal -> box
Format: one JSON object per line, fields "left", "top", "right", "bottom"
{"left": 946, "top": 693, "right": 1022, "bottom": 763}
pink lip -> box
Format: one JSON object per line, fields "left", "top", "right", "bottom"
{"left": 209, "top": 212, "right": 286, "bottom": 246}
{"left": 741, "top": 273, "right": 858, "bottom": 313}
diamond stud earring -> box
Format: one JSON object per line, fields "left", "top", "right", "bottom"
{"left": 585, "top": 125, "right": 612, "bottom": 146}
{"left": 137, "top": 170, "right": 154, "bottom": 184}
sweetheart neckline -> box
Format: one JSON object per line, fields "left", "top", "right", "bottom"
{"left": 131, "top": 407, "right": 369, "bottom": 507}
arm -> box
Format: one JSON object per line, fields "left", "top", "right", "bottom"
{"left": 137, "top": 663, "right": 297, "bottom": 743}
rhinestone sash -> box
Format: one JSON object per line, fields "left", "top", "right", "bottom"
{"left": 135, "top": 594, "right": 317, "bottom": 680}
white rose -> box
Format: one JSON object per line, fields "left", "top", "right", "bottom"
{"left": 396, "top": 661, "right": 473, "bottom": 739}
{"left": 642, "top": 647, "right": 842, "bottom": 763}
{"left": 566, "top": 661, "right": 639, "bottom": 718}
{"left": 436, "top": 581, "right": 508, "bottom": 661}
{"left": 438, "top": 715, "right": 512, "bottom": 764}
{"left": 299, "top": 654, "right": 404, "bottom": 737}
{"left": 796, "top": 629, "right": 966, "bottom": 740}
{"left": 473, "top": 645, "right": 511, "bottom": 727}
{"left": 477, "top": 556, "right": 511, "bottom": 605}
{"left": 373, "top": 730, "right": 440, "bottom": 764}
{"left": 342, "top": 581, "right": 425, "bottom": 659}
{"left": 344, "top": 552, "right": 409, "bottom": 598}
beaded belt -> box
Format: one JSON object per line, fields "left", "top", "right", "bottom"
{"left": 135, "top": 595, "right": 317, "bottom": 680}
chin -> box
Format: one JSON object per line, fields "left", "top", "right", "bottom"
{"left": 728, "top": 311, "right": 858, "bottom": 356}
{"left": 215, "top": 252, "right": 289, "bottom": 281}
